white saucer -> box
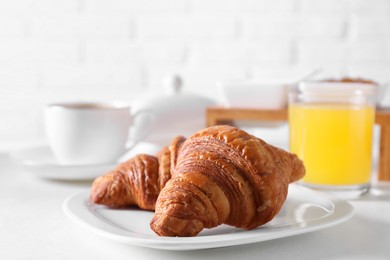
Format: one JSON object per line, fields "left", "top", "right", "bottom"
{"left": 9, "top": 142, "right": 161, "bottom": 181}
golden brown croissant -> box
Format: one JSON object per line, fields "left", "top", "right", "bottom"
{"left": 90, "top": 135, "right": 185, "bottom": 210}
{"left": 90, "top": 125, "right": 305, "bottom": 236}
{"left": 149, "top": 125, "right": 305, "bottom": 236}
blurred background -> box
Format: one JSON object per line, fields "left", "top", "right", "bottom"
{"left": 1, "top": 0, "right": 390, "bottom": 146}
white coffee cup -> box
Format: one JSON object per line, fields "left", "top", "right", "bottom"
{"left": 45, "top": 101, "right": 153, "bottom": 165}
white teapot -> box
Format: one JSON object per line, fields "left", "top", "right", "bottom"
{"left": 130, "top": 75, "right": 216, "bottom": 146}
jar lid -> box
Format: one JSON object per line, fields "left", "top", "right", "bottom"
{"left": 298, "top": 81, "right": 377, "bottom": 96}
{"left": 296, "top": 81, "right": 378, "bottom": 105}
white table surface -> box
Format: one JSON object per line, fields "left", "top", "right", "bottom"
{"left": 1, "top": 149, "right": 390, "bottom": 260}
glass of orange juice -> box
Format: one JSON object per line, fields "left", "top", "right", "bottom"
{"left": 289, "top": 81, "right": 377, "bottom": 197}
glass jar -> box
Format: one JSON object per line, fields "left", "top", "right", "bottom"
{"left": 289, "top": 81, "right": 377, "bottom": 198}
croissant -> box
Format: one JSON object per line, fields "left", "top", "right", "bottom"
{"left": 90, "top": 136, "right": 185, "bottom": 210}
{"left": 90, "top": 125, "right": 305, "bottom": 237}
{"left": 149, "top": 125, "right": 305, "bottom": 236}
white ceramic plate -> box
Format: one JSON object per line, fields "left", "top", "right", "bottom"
{"left": 63, "top": 185, "right": 353, "bottom": 250}
{"left": 9, "top": 142, "right": 161, "bottom": 181}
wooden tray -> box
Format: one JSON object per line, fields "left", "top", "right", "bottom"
{"left": 206, "top": 106, "right": 390, "bottom": 181}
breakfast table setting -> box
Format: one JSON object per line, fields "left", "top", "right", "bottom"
{"left": 1, "top": 139, "right": 390, "bottom": 259}
{"left": 2, "top": 76, "right": 390, "bottom": 259}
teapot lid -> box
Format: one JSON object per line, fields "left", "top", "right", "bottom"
{"left": 133, "top": 74, "right": 216, "bottom": 109}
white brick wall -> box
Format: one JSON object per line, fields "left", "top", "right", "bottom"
{"left": 1, "top": 0, "right": 390, "bottom": 141}
{"left": 30, "top": 14, "right": 133, "bottom": 39}
{"left": 85, "top": 0, "right": 189, "bottom": 13}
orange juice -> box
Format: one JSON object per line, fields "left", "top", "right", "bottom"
{"left": 289, "top": 104, "right": 374, "bottom": 186}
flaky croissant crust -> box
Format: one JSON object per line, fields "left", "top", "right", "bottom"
{"left": 90, "top": 125, "right": 305, "bottom": 237}
{"left": 150, "top": 125, "right": 305, "bottom": 236}
{"left": 90, "top": 154, "right": 160, "bottom": 210}
{"left": 90, "top": 135, "right": 186, "bottom": 210}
